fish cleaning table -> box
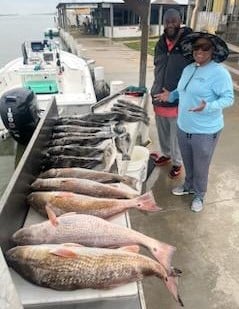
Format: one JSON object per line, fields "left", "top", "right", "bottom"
{"left": 0, "top": 97, "right": 147, "bottom": 309}
{"left": 10, "top": 209, "right": 145, "bottom": 309}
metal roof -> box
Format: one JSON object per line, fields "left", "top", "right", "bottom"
{"left": 152, "top": 0, "right": 188, "bottom": 3}
{"left": 57, "top": 0, "right": 188, "bottom": 6}
{"left": 57, "top": 0, "right": 124, "bottom": 4}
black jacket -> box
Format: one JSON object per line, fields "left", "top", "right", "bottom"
{"left": 151, "top": 26, "right": 193, "bottom": 107}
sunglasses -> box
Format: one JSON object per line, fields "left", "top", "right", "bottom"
{"left": 192, "top": 43, "right": 213, "bottom": 51}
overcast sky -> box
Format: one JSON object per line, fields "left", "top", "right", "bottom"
{"left": 1, "top": 0, "right": 61, "bottom": 14}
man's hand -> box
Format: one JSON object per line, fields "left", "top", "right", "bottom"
{"left": 189, "top": 100, "right": 206, "bottom": 112}
{"left": 153, "top": 88, "right": 170, "bottom": 102}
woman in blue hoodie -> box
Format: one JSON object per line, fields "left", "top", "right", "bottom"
{"left": 156, "top": 32, "right": 234, "bottom": 212}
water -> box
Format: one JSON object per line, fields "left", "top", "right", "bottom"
{"left": 0, "top": 14, "right": 55, "bottom": 197}
{"left": 0, "top": 14, "right": 55, "bottom": 67}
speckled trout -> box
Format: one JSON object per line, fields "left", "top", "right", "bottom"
{"left": 27, "top": 191, "right": 160, "bottom": 218}
{"left": 6, "top": 244, "right": 183, "bottom": 306}
{"left": 31, "top": 178, "right": 139, "bottom": 199}
{"left": 12, "top": 209, "right": 175, "bottom": 273}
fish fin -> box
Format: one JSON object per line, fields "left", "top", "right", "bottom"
{"left": 63, "top": 243, "right": 84, "bottom": 247}
{"left": 107, "top": 182, "right": 135, "bottom": 197}
{"left": 164, "top": 276, "right": 184, "bottom": 307}
{"left": 45, "top": 204, "right": 59, "bottom": 227}
{"left": 50, "top": 247, "right": 78, "bottom": 258}
{"left": 103, "top": 143, "right": 117, "bottom": 172}
{"left": 111, "top": 182, "right": 139, "bottom": 197}
{"left": 118, "top": 245, "right": 140, "bottom": 253}
{"left": 151, "top": 241, "right": 176, "bottom": 273}
{"left": 134, "top": 191, "right": 162, "bottom": 212}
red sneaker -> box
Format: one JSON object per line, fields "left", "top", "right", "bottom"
{"left": 154, "top": 155, "right": 171, "bottom": 166}
{"left": 168, "top": 165, "right": 182, "bottom": 179}
{"left": 150, "top": 151, "right": 161, "bottom": 161}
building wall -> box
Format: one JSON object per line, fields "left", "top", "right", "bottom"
{"left": 57, "top": 3, "right": 188, "bottom": 37}
{"left": 104, "top": 25, "right": 141, "bottom": 38}
{"left": 212, "top": 0, "right": 224, "bottom": 12}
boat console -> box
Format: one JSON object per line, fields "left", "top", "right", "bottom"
{"left": 19, "top": 40, "right": 62, "bottom": 95}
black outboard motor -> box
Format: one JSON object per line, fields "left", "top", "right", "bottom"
{"left": 0, "top": 88, "right": 40, "bottom": 145}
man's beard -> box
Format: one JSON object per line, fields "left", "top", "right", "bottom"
{"left": 164, "top": 26, "right": 180, "bottom": 40}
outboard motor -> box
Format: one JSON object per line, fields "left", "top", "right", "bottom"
{"left": 0, "top": 88, "right": 40, "bottom": 145}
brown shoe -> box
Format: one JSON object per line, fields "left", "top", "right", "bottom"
{"left": 154, "top": 155, "right": 171, "bottom": 166}
{"left": 168, "top": 165, "right": 182, "bottom": 179}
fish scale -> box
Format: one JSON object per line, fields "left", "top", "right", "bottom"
{"left": 12, "top": 213, "right": 175, "bottom": 274}
{"left": 31, "top": 178, "right": 139, "bottom": 199}
{"left": 39, "top": 167, "right": 138, "bottom": 189}
{"left": 6, "top": 245, "right": 183, "bottom": 306}
{"left": 7, "top": 245, "right": 163, "bottom": 289}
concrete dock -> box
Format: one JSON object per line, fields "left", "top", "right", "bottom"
{"left": 65, "top": 33, "right": 239, "bottom": 309}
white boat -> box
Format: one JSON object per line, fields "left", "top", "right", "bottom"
{"left": 0, "top": 38, "right": 97, "bottom": 127}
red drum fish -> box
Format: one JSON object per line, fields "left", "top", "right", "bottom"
{"left": 6, "top": 244, "right": 183, "bottom": 306}
{"left": 27, "top": 190, "right": 161, "bottom": 218}
{"left": 39, "top": 167, "right": 138, "bottom": 189}
{"left": 31, "top": 178, "right": 139, "bottom": 199}
{"left": 12, "top": 209, "right": 176, "bottom": 274}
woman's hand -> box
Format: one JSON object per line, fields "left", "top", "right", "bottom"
{"left": 153, "top": 88, "right": 170, "bottom": 102}
{"left": 189, "top": 100, "right": 206, "bottom": 112}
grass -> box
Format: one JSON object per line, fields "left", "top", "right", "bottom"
{"left": 124, "top": 39, "right": 158, "bottom": 56}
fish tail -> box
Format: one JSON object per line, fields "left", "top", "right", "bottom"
{"left": 163, "top": 275, "right": 184, "bottom": 307}
{"left": 150, "top": 240, "right": 176, "bottom": 273}
{"left": 121, "top": 175, "right": 139, "bottom": 190}
{"left": 122, "top": 153, "right": 131, "bottom": 161}
{"left": 134, "top": 191, "right": 162, "bottom": 212}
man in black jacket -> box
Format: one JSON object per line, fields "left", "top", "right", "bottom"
{"left": 151, "top": 8, "right": 192, "bottom": 178}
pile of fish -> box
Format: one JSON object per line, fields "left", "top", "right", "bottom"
{"left": 5, "top": 101, "right": 184, "bottom": 306}
{"left": 111, "top": 98, "right": 150, "bottom": 125}
{"left": 41, "top": 118, "right": 118, "bottom": 171}
{"left": 41, "top": 100, "right": 150, "bottom": 171}
{"left": 12, "top": 207, "right": 175, "bottom": 272}
{"left": 78, "top": 105, "right": 150, "bottom": 125}
{"left": 9, "top": 206, "right": 183, "bottom": 306}
{"left": 6, "top": 164, "right": 184, "bottom": 306}
{"left": 29, "top": 167, "right": 159, "bottom": 218}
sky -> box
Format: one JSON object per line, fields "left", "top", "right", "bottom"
{"left": 0, "top": 0, "right": 61, "bottom": 15}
